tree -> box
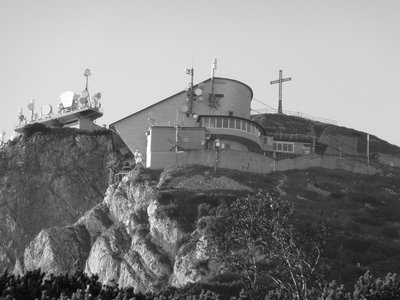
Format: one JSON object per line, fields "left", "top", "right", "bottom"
{"left": 203, "top": 192, "right": 328, "bottom": 300}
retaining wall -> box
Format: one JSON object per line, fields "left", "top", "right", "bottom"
{"left": 176, "top": 150, "right": 378, "bottom": 175}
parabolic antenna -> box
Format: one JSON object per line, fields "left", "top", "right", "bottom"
{"left": 79, "top": 97, "right": 88, "bottom": 105}
{"left": 181, "top": 105, "right": 188, "bottom": 113}
{"left": 194, "top": 88, "right": 203, "bottom": 96}
{"left": 82, "top": 90, "right": 89, "bottom": 98}
{"left": 27, "top": 100, "right": 35, "bottom": 111}
{"left": 42, "top": 104, "right": 52, "bottom": 115}
{"left": 59, "top": 91, "right": 75, "bottom": 107}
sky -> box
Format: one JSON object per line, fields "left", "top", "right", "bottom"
{"left": 0, "top": 0, "right": 399, "bottom": 146}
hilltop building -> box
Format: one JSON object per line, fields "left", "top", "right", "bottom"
{"left": 14, "top": 69, "right": 103, "bottom": 134}
{"left": 110, "top": 76, "right": 316, "bottom": 170}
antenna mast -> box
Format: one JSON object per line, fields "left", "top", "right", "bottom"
{"left": 185, "top": 66, "right": 194, "bottom": 116}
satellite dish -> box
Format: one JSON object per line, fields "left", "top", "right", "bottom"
{"left": 181, "top": 105, "right": 188, "bottom": 113}
{"left": 42, "top": 104, "right": 52, "bottom": 115}
{"left": 194, "top": 88, "right": 203, "bottom": 96}
{"left": 59, "top": 91, "right": 75, "bottom": 107}
{"left": 84, "top": 69, "right": 91, "bottom": 77}
{"left": 79, "top": 97, "right": 87, "bottom": 104}
{"left": 27, "top": 100, "right": 35, "bottom": 111}
{"left": 82, "top": 90, "right": 89, "bottom": 98}
{"left": 93, "top": 92, "right": 101, "bottom": 100}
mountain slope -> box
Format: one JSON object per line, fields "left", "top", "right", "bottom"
{"left": 0, "top": 127, "right": 117, "bottom": 272}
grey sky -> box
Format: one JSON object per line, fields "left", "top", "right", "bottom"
{"left": 0, "top": 0, "right": 399, "bottom": 146}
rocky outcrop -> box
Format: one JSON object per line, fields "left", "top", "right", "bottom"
{"left": 0, "top": 129, "right": 116, "bottom": 272}
{"left": 21, "top": 166, "right": 252, "bottom": 292}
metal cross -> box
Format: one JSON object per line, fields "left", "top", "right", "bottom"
{"left": 270, "top": 70, "right": 291, "bottom": 114}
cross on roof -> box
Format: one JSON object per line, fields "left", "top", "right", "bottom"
{"left": 270, "top": 70, "right": 291, "bottom": 114}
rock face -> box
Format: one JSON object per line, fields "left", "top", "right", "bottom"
{"left": 22, "top": 166, "right": 253, "bottom": 292}
{"left": 0, "top": 129, "right": 116, "bottom": 272}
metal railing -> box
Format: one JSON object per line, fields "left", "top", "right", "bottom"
{"left": 15, "top": 103, "right": 103, "bottom": 129}
{"left": 250, "top": 107, "right": 337, "bottom": 125}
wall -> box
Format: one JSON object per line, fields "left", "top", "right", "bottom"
{"left": 191, "top": 78, "right": 252, "bottom": 118}
{"left": 177, "top": 149, "right": 275, "bottom": 174}
{"left": 174, "top": 150, "right": 378, "bottom": 175}
{"left": 147, "top": 127, "right": 206, "bottom": 169}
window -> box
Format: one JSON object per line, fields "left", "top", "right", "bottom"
{"left": 229, "top": 111, "right": 233, "bottom": 116}
{"left": 247, "top": 122, "right": 252, "bottom": 132}
{"left": 273, "top": 142, "right": 295, "bottom": 153}
{"left": 241, "top": 121, "right": 246, "bottom": 131}
{"left": 222, "top": 118, "right": 229, "bottom": 128}
{"left": 216, "top": 118, "right": 222, "bottom": 127}
{"left": 236, "top": 120, "right": 241, "bottom": 129}
{"left": 202, "top": 117, "right": 209, "bottom": 127}
{"left": 229, "top": 118, "right": 235, "bottom": 128}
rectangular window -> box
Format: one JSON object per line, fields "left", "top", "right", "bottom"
{"left": 202, "top": 117, "right": 209, "bottom": 127}
{"left": 236, "top": 120, "right": 241, "bottom": 129}
{"left": 247, "top": 122, "right": 252, "bottom": 132}
{"left": 274, "top": 142, "right": 295, "bottom": 153}
{"left": 216, "top": 118, "right": 222, "bottom": 128}
{"left": 229, "top": 118, "right": 235, "bottom": 128}
{"left": 241, "top": 121, "right": 246, "bottom": 131}
{"left": 210, "top": 117, "right": 215, "bottom": 128}
{"left": 229, "top": 111, "right": 234, "bottom": 116}
{"left": 222, "top": 118, "right": 229, "bottom": 128}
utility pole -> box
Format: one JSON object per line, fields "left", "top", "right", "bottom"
{"left": 270, "top": 70, "right": 291, "bottom": 114}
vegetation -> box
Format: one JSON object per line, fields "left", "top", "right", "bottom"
{"left": 203, "top": 192, "right": 328, "bottom": 300}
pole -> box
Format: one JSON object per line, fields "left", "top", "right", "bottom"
{"left": 278, "top": 70, "right": 282, "bottom": 114}
{"left": 367, "top": 134, "right": 370, "bottom": 167}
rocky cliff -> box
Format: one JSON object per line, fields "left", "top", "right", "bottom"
{"left": 20, "top": 163, "right": 400, "bottom": 291}
{"left": 0, "top": 127, "right": 116, "bottom": 273}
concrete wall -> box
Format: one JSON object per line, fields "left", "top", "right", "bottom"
{"left": 192, "top": 78, "right": 252, "bottom": 118}
{"left": 147, "top": 127, "right": 206, "bottom": 168}
{"left": 173, "top": 150, "right": 378, "bottom": 175}
{"left": 177, "top": 149, "right": 275, "bottom": 174}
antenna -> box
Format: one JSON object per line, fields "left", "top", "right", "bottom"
{"left": 27, "top": 100, "right": 35, "bottom": 121}
{"left": 185, "top": 66, "right": 194, "bottom": 115}
{"left": 59, "top": 91, "right": 75, "bottom": 107}
{"left": 83, "top": 68, "right": 91, "bottom": 106}
{"left": 0, "top": 131, "right": 5, "bottom": 144}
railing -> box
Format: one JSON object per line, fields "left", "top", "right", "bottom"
{"left": 15, "top": 102, "right": 103, "bottom": 129}
{"left": 251, "top": 107, "right": 337, "bottom": 125}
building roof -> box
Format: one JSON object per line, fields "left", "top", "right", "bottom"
{"left": 109, "top": 77, "right": 253, "bottom": 127}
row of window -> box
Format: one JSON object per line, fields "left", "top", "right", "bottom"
{"left": 200, "top": 117, "right": 262, "bottom": 137}
{"left": 273, "top": 142, "right": 295, "bottom": 153}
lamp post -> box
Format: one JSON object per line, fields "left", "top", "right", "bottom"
{"left": 214, "top": 139, "right": 221, "bottom": 172}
